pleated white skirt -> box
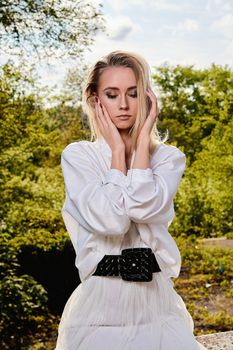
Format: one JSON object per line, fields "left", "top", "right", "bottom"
{"left": 55, "top": 272, "right": 206, "bottom": 350}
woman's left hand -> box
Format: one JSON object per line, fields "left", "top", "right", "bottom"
{"left": 137, "top": 89, "right": 159, "bottom": 146}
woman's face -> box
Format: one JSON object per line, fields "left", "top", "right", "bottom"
{"left": 97, "top": 66, "right": 138, "bottom": 130}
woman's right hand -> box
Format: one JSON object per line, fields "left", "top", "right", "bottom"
{"left": 94, "top": 97, "right": 125, "bottom": 153}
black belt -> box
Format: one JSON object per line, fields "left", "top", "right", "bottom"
{"left": 93, "top": 248, "right": 161, "bottom": 282}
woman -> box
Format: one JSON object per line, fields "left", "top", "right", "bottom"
{"left": 55, "top": 51, "right": 206, "bottom": 350}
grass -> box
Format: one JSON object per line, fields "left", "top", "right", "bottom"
{"left": 175, "top": 236, "right": 233, "bottom": 335}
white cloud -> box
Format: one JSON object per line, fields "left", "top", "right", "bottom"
{"left": 109, "top": 25, "right": 133, "bottom": 40}
{"left": 105, "top": 15, "right": 140, "bottom": 41}
{"left": 161, "top": 19, "right": 199, "bottom": 37}
{"left": 108, "top": 0, "right": 142, "bottom": 11}
{"left": 106, "top": 0, "right": 181, "bottom": 12}
{"left": 206, "top": 0, "right": 233, "bottom": 14}
{"left": 212, "top": 14, "right": 233, "bottom": 39}
{"left": 151, "top": 0, "right": 182, "bottom": 12}
{"left": 178, "top": 19, "right": 199, "bottom": 32}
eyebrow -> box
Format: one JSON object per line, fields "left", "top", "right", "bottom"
{"left": 103, "top": 86, "right": 137, "bottom": 92}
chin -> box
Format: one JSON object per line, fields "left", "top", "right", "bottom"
{"left": 116, "top": 125, "right": 132, "bottom": 129}
{"left": 116, "top": 122, "right": 134, "bottom": 129}
{"left": 116, "top": 127, "right": 133, "bottom": 133}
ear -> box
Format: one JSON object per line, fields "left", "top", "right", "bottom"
{"left": 88, "top": 94, "right": 97, "bottom": 107}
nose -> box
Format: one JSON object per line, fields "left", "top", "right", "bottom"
{"left": 119, "top": 95, "right": 129, "bottom": 110}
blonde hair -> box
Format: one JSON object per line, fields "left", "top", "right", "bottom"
{"left": 82, "top": 50, "right": 162, "bottom": 155}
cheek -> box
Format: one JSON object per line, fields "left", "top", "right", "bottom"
{"left": 132, "top": 100, "right": 138, "bottom": 115}
{"left": 100, "top": 97, "right": 115, "bottom": 118}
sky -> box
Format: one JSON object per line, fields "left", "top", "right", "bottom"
{"left": 2, "top": 0, "right": 233, "bottom": 90}
{"left": 41, "top": 0, "right": 233, "bottom": 89}
{"left": 86, "top": 0, "right": 233, "bottom": 68}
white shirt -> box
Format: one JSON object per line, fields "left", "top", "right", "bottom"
{"left": 61, "top": 137, "right": 186, "bottom": 282}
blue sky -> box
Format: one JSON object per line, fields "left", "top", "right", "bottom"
{"left": 2, "top": 0, "right": 233, "bottom": 89}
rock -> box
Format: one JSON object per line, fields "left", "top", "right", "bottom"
{"left": 196, "top": 331, "right": 233, "bottom": 349}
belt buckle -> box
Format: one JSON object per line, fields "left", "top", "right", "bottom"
{"left": 119, "top": 248, "right": 153, "bottom": 282}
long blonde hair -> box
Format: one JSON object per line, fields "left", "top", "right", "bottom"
{"left": 82, "top": 50, "right": 162, "bottom": 155}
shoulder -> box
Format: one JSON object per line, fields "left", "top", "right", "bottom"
{"left": 152, "top": 142, "right": 185, "bottom": 159}
{"left": 61, "top": 140, "right": 95, "bottom": 161}
{"left": 151, "top": 142, "right": 186, "bottom": 168}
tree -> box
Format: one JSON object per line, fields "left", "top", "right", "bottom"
{"left": 172, "top": 119, "right": 233, "bottom": 238}
{"left": 153, "top": 64, "right": 233, "bottom": 163}
{"left": 0, "top": 0, "right": 104, "bottom": 60}
{"left": 59, "top": 63, "right": 89, "bottom": 107}
{"left": 0, "top": 61, "right": 88, "bottom": 348}
{"left": 155, "top": 64, "right": 233, "bottom": 238}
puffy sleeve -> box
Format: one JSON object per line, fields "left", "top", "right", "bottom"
{"left": 61, "top": 142, "right": 131, "bottom": 236}
{"left": 122, "top": 147, "right": 186, "bottom": 224}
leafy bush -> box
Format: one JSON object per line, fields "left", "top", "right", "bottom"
{"left": 0, "top": 234, "right": 51, "bottom": 349}
{"left": 0, "top": 274, "right": 49, "bottom": 349}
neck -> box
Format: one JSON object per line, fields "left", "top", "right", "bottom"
{"left": 119, "top": 129, "right": 132, "bottom": 154}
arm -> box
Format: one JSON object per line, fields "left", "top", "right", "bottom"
{"left": 120, "top": 89, "right": 185, "bottom": 224}
{"left": 61, "top": 143, "right": 131, "bottom": 236}
{"left": 111, "top": 148, "right": 127, "bottom": 175}
{"left": 123, "top": 146, "right": 186, "bottom": 224}
{"left": 131, "top": 138, "right": 150, "bottom": 170}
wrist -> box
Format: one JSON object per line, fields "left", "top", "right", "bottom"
{"left": 112, "top": 145, "right": 125, "bottom": 154}
{"left": 136, "top": 138, "right": 150, "bottom": 149}
{"left": 111, "top": 148, "right": 127, "bottom": 175}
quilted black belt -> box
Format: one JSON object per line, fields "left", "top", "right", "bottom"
{"left": 93, "top": 248, "right": 161, "bottom": 282}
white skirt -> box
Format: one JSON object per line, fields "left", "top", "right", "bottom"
{"left": 55, "top": 272, "right": 206, "bottom": 350}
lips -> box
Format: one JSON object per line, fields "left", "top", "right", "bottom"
{"left": 117, "top": 115, "right": 131, "bottom": 118}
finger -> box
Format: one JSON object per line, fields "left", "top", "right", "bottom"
{"left": 96, "top": 100, "right": 108, "bottom": 128}
{"left": 148, "top": 89, "right": 159, "bottom": 115}
{"left": 95, "top": 100, "right": 109, "bottom": 134}
{"left": 94, "top": 102, "right": 105, "bottom": 134}
{"left": 100, "top": 102, "right": 114, "bottom": 127}
{"left": 97, "top": 99, "right": 118, "bottom": 134}
{"left": 146, "top": 90, "right": 159, "bottom": 119}
{"left": 146, "top": 88, "right": 157, "bottom": 104}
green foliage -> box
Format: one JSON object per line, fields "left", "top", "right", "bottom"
{"left": 0, "top": 62, "right": 87, "bottom": 348}
{"left": 187, "top": 304, "right": 233, "bottom": 335}
{"left": 0, "top": 234, "right": 51, "bottom": 349}
{"left": 0, "top": 274, "right": 49, "bottom": 348}
{"left": 0, "top": 233, "right": 19, "bottom": 278}
{"left": 154, "top": 64, "right": 233, "bottom": 162}
{"left": 176, "top": 237, "right": 233, "bottom": 281}
{"left": 155, "top": 64, "right": 233, "bottom": 237}
{"left": 46, "top": 103, "right": 90, "bottom": 154}
{"left": 172, "top": 119, "right": 233, "bottom": 237}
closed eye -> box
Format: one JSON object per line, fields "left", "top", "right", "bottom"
{"left": 129, "top": 92, "right": 137, "bottom": 98}
{"left": 106, "top": 93, "right": 117, "bottom": 99}
{"left": 105, "top": 90, "right": 137, "bottom": 99}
